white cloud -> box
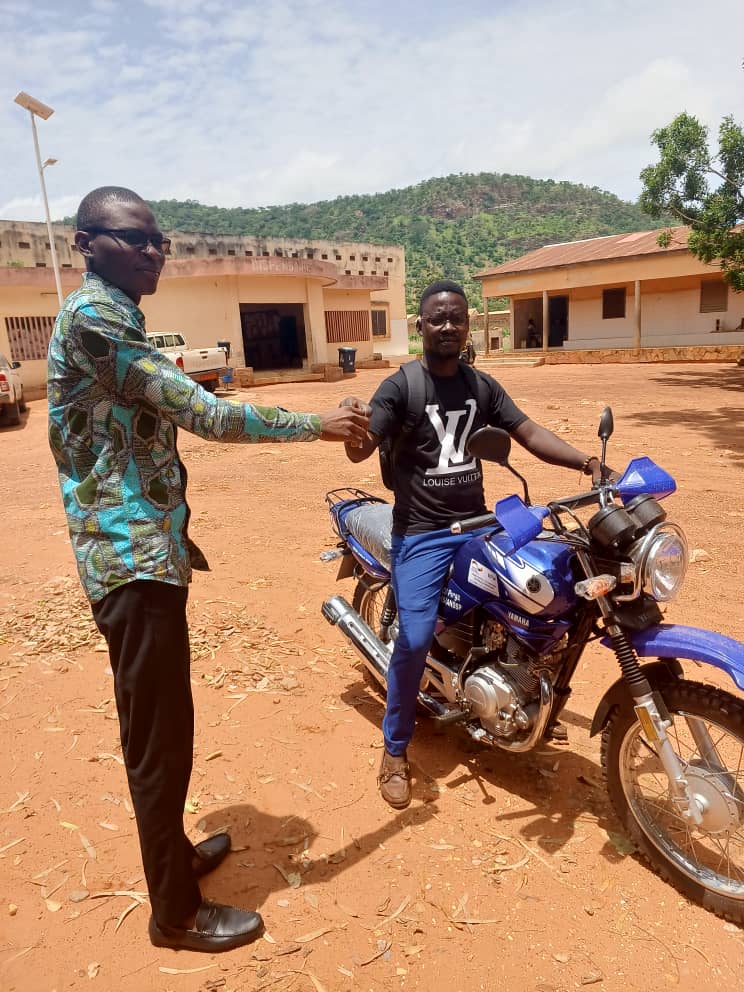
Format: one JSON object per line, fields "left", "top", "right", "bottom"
{"left": 0, "top": 193, "right": 80, "bottom": 222}
{"left": 1, "top": 0, "right": 743, "bottom": 222}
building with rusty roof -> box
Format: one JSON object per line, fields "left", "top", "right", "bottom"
{"left": 476, "top": 226, "right": 744, "bottom": 356}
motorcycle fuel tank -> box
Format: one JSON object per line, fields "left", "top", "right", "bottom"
{"left": 440, "top": 529, "right": 577, "bottom": 624}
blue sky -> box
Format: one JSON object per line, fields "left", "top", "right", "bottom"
{"left": 1, "top": 0, "right": 742, "bottom": 222}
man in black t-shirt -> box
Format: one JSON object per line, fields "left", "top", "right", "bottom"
{"left": 343, "top": 280, "right": 604, "bottom": 809}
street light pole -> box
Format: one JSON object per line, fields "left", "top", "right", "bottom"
{"left": 13, "top": 91, "right": 63, "bottom": 307}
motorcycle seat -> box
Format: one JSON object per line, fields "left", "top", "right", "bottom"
{"left": 344, "top": 502, "right": 393, "bottom": 571}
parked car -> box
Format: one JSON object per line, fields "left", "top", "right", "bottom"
{"left": 0, "top": 354, "right": 26, "bottom": 426}
{"left": 146, "top": 332, "right": 229, "bottom": 392}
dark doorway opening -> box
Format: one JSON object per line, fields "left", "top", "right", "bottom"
{"left": 548, "top": 296, "right": 568, "bottom": 347}
{"left": 239, "top": 303, "right": 307, "bottom": 371}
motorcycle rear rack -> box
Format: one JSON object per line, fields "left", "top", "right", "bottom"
{"left": 325, "top": 488, "right": 387, "bottom": 542}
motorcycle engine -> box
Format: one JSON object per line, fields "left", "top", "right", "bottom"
{"left": 463, "top": 666, "right": 530, "bottom": 738}
{"left": 463, "top": 620, "right": 564, "bottom": 738}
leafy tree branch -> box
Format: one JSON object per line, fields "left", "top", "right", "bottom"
{"left": 640, "top": 112, "right": 744, "bottom": 291}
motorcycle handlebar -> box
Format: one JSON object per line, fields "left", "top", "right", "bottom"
{"left": 450, "top": 483, "right": 616, "bottom": 536}
{"left": 450, "top": 513, "right": 497, "bottom": 535}
{"left": 548, "top": 482, "right": 617, "bottom": 514}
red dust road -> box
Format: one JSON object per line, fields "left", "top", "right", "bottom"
{"left": 0, "top": 361, "right": 742, "bottom": 992}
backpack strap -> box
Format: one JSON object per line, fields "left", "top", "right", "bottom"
{"left": 459, "top": 361, "right": 492, "bottom": 419}
{"left": 399, "top": 360, "right": 428, "bottom": 435}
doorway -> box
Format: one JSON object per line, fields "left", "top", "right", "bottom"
{"left": 239, "top": 303, "right": 307, "bottom": 371}
{"left": 548, "top": 296, "right": 568, "bottom": 347}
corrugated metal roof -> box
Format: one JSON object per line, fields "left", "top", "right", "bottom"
{"left": 476, "top": 226, "right": 691, "bottom": 279}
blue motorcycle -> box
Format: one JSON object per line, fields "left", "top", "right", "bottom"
{"left": 322, "top": 408, "right": 744, "bottom": 921}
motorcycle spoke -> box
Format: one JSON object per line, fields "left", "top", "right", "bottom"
{"left": 625, "top": 723, "right": 744, "bottom": 886}
{"left": 711, "top": 835, "right": 744, "bottom": 883}
{"left": 609, "top": 682, "right": 744, "bottom": 913}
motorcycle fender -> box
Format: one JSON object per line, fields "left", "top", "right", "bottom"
{"left": 600, "top": 623, "right": 744, "bottom": 693}
{"left": 336, "top": 552, "right": 356, "bottom": 581}
{"left": 589, "top": 659, "right": 683, "bottom": 738}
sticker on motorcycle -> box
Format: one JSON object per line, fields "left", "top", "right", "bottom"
{"left": 468, "top": 559, "right": 501, "bottom": 595}
{"left": 484, "top": 543, "right": 556, "bottom": 614}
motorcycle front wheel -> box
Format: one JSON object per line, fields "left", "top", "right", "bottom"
{"left": 602, "top": 677, "right": 744, "bottom": 922}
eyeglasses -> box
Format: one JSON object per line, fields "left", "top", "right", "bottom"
{"left": 86, "top": 228, "right": 172, "bottom": 255}
{"left": 423, "top": 314, "right": 468, "bottom": 329}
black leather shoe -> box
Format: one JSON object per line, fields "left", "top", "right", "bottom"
{"left": 149, "top": 901, "right": 264, "bottom": 953}
{"left": 192, "top": 832, "right": 231, "bottom": 879}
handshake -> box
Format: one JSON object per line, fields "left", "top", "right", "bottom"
{"left": 317, "top": 396, "right": 372, "bottom": 445}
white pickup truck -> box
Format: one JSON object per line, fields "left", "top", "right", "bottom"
{"left": 147, "top": 332, "right": 229, "bottom": 393}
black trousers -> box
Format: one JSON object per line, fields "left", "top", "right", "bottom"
{"left": 92, "top": 580, "right": 201, "bottom": 926}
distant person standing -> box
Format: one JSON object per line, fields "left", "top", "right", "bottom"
{"left": 48, "top": 186, "right": 369, "bottom": 953}
{"left": 460, "top": 333, "right": 476, "bottom": 364}
{"left": 526, "top": 317, "right": 540, "bottom": 349}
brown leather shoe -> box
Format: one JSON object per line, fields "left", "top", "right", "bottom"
{"left": 545, "top": 721, "right": 569, "bottom": 743}
{"left": 378, "top": 749, "right": 411, "bottom": 809}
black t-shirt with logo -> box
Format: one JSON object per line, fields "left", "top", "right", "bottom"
{"left": 368, "top": 365, "right": 528, "bottom": 535}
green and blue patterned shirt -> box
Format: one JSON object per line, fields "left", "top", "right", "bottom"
{"left": 48, "top": 272, "right": 322, "bottom": 603}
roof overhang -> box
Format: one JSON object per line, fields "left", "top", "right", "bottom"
{"left": 474, "top": 247, "right": 690, "bottom": 282}
{"left": 478, "top": 251, "right": 722, "bottom": 297}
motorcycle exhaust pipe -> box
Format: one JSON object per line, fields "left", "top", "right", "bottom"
{"left": 321, "top": 595, "right": 391, "bottom": 689}
{"left": 322, "top": 595, "right": 467, "bottom": 722}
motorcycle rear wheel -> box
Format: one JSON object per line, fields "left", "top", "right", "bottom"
{"left": 602, "top": 677, "right": 744, "bottom": 922}
{"left": 352, "top": 578, "right": 394, "bottom": 696}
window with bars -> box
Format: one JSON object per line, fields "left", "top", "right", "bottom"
{"left": 371, "top": 308, "right": 388, "bottom": 338}
{"left": 325, "top": 310, "right": 371, "bottom": 343}
{"left": 602, "top": 288, "right": 626, "bottom": 319}
{"left": 700, "top": 280, "right": 728, "bottom": 313}
{"left": 5, "top": 315, "right": 56, "bottom": 361}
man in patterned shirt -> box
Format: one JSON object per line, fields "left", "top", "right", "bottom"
{"left": 48, "top": 186, "right": 369, "bottom": 953}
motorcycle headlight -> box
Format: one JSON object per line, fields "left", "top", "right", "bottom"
{"left": 642, "top": 526, "right": 688, "bottom": 601}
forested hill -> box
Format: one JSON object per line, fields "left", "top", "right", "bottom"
{"left": 149, "top": 173, "right": 659, "bottom": 310}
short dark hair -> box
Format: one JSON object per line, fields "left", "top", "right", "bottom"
{"left": 76, "top": 186, "right": 147, "bottom": 230}
{"left": 418, "top": 279, "right": 468, "bottom": 314}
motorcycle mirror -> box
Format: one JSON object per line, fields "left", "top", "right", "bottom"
{"left": 597, "top": 407, "right": 614, "bottom": 485}
{"left": 598, "top": 407, "right": 614, "bottom": 441}
{"left": 466, "top": 427, "right": 511, "bottom": 464}
{"left": 467, "top": 427, "right": 532, "bottom": 505}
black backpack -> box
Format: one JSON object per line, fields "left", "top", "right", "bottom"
{"left": 378, "top": 359, "right": 491, "bottom": 491}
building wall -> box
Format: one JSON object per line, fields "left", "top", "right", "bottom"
{"left": 0, "top": 283, "right": 61, "bottom": 395}
{"left": 564, "top": 280, "right": 744, "bottom": 349}
{"left": 321, "top": 287, "right": 377, "bottom": 365}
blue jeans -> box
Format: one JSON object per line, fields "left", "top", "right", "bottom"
{"left": 383, "top": 526, "right": 483, "bottom": 755}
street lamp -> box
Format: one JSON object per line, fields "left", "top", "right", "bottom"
{"left": 13, "top": 90, "right": 63, "bottom": 307}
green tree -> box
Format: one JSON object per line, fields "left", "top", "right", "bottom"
{"left": 640, "top": 112, "right": 744, "bottom": 290}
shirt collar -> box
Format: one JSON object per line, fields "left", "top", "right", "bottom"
{"left": 81, "top": 271, "right": 146, "bottom": 323}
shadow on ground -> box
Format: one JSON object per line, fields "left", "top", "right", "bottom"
{"left": 340, "top": 672, "right": 627, "bottom": 869}
{"left": 197, "top": 796, "right": 440, "bottom": 911}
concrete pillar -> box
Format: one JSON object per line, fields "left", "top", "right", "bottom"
{"left": 542, "top": 290, "right": 549, "bottom": 352}
{"left": 634, "top": 280, "right": 642, "bottom": 353}
{"left": 483, "top": 296, "right": 490, "bottom": 357}
{"left": 304, "top": 279, "right": 324, "bottom": 366}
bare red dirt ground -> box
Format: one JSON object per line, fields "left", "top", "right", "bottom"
{"left": 1, "top": 361, "right": 743, "bottom": 992}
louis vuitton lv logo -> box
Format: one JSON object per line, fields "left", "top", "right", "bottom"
{"left": 424, "top": 399, "right": 478, "bottom": 476}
